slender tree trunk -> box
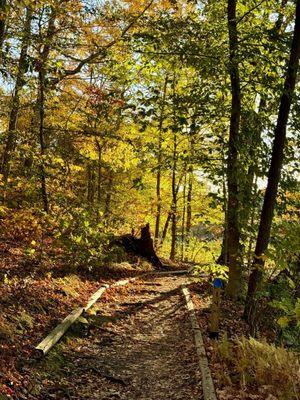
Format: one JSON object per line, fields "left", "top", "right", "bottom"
{"left": 170, "top": 129, "right": 178, "bottom": 260}
{"left": 38, "top": 70, "right": 49, "bottom": 212}
{"left": 186, "top": 134, "right": 194, "bottom": 245}
{"left": 35, "top": 7, "right": 56, "bottom": 212}
{"left": 241, "top": 97, "right": 266, "bottom": 225}
{"left": 96, "top": 141, "right": 103, "bottom": 222}
{"left": 1, "top": 7, "right": 32, "bottom": 182}
{"left": 181, "top": 169, "right": 187, "bottom": 261}
{"left": 246, "top": 176, "right": 258, "bottom": 270}
{"left": 240, "top": 2, "right": 287, "bottom": 232}
{"left": 222, "top": 3, "right": 286, "bottom": 266}
{"left": 0, "top": 0, "right": 7, "bottom": 61}
{"left": 87, "top": 162, "right": 95, "bottom": 205}
{"left": 225, "top": 0, "right": 242, "bottom": 298}
{"left": 95, "top": 139, "right": 102, "bottom": 203}
{"left": 244, "top": 0, "right": 300, "bottom": 322}
{"left": 104, "top": 172, "right": 113, "bottom": 223}
{"left": 217, "top": 144, "right": 229, "bottom": 265}
{"left": 161, "top": 173, "right": 184, "bottom": 245}
{"left": 154, "top": 75, "right": 168, "bottom": 247}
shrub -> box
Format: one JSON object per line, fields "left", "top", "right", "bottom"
{"left": 0, "top": 208, "right": 43, "bottom": 243}
{"left": 217, "top": 334, "right": 300, "bottom": 399}
{"left": 55, "top": 208, "right": 110, "bottom": 273}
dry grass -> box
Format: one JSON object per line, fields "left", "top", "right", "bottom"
{"left": 217, "top": 334, "right": 300, "bottom": 399}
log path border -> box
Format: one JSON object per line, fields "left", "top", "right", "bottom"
{"left": 35, "top": 277, "right": 137, "bottom": 355}
{"left": 182, "top": 284, "right": 217, "bottom": 400}
{"left": 35, "top": 270, "right": 189, "bottom": 355}
{"left": 35, "top": 271, "right": 217, "bottom": 400}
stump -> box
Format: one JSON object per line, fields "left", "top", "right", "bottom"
{"left": 118, "top": 223, "right": 163, "bottom": 269}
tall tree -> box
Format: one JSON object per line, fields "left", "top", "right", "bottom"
{"left": 170, "top": 127, "right": 178, "bottom": 260}
{"left": 35, "top": 6, "right": 57, "bottom": 212}
{"left": 154, "top": 74, "right": 168, "bottom": 246}
{"left": 244, "top": 0, "right": 300, "bottom": 323}
{"left": 1, "top": 6, "right": 32, "bottom": 183}
{"left": 225, "top": 0, "right": 242, "bottom": 298}
{"left": 185, "top": 132, "right": 195, "bottom": 249}
{"left": 0, "top": 0, "right": 7, "bottom": 61}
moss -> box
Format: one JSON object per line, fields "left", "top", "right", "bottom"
{"left": 0, "top": 316, "right": 16, "bottom": 341}
{"left": 55, "top": 275, "right": 81, "bottom": 298}
{"left": 16, "top": 310, "right": 34, "bottom": 330}
{"left": 37, "top": 344, "right": 71, "bottom": 378}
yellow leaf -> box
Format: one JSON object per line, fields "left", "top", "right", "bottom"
{"left": 277, "top": 316, "right": 290, "bottom": 328}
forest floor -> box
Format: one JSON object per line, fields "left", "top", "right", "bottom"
{"left": 0, "top": 239, "right": 147, "bottom": 398}
{"left": 0, "top": 240, "right": 283, "bottom": 400}
{"left": 26, "top": 275, "right": 202, "bottom": 400}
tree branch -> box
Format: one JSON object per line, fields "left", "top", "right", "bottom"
{"left": 57, "top": 0, "right": 155, "bottom": 81}
{"left": 237, "top": 0, "right": 267, "bottom": 24}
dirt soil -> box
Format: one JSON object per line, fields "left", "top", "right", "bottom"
{"left": 24, "top": 275, "right": 203, "bottom": 400}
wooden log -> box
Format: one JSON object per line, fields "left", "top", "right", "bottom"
{"left": 181, "top": 285, "right": 217, "bottom": 400}
{"left": 35, "top": 278, "right": 136, "bottom": 356}
{"left": 111, "top": 277, "right": 136, "bottom": 287}
{"left": 156, "top": 269, "right": 189, "bottom": 276}
{"left": 35, "top": 307, "right": 84, "bottom": 355}
{"left": 84, "top": 284, "right": 109, "bottom": 311}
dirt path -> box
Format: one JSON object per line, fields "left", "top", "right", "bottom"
{"left": 29, "top": 275, "right": 203, "bottom": 400}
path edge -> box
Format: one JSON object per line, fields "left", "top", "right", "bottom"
{"left": 181, "top": 285, "right": 217, "bottom": 400}
{"left": 35, "top": 277, "right": 136, "bottom": 356}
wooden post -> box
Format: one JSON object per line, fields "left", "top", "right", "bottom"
{"left": 209, "top": 278, "right": 223, "bottom": 339}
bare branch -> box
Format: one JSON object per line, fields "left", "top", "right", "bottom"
{"left": 56, "top": 0, "right": 155, "bottom": 82}
{"left": 237, "top": 0, "right": 267, "bottom": 24}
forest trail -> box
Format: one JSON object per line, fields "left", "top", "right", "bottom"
{"left": 31, "top": 275, "right": 203, "bottom": 400}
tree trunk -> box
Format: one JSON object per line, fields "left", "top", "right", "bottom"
{"left": 154, "top": 75, "right": 168, "bottom": 247}
{"left": 181, "top": 170, "right": 187, "bottom": 261}
{"left": 186, "top": 134, "right": 194, "bottom": 248}
{"left": 217, "top": 144, "right": 229, "bottom": 265}
{"left": 38, "top": 69, "right": 49, "bottom": 213}
{"left": 224, "top": 3, "right": 287, "bottom": 267}
{"left": 241, "top": 97, "right": 266, "bottom": 226}
{"left": 104, "top": 172, "right": 113, "bottom": 223}
{"left": 160, "top": 172, "right": 184, "bottom": 245}
{"left": 1, "top": 6, "right": 32, "bottom": 182}
{"left": 95, "top": 138, "right": 103, "bottom": 221}
{"left": 170, "top": 129, "right": 178, "bottom": 261}
{"left": 0, "top": 0, "right": 7, "bottom": 61}
{"left": 246, "top": 177, "right": 258, "bottom": 271}
{"left": 225, "top": 0, "right": 242, "bottom": 298}
{"left": 244, "top": 0, "right": 300, "bottom": 322}
{"left": 87, "top": 162, "right": 95, "bottom": 205}
{"left": 95, "top": 139, "right": 103, "bottom": 204}
{"left": 35, "top": 7, "right": 56, "bottom": 213}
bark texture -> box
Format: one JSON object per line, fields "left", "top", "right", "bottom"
{"left": 0, "top": 0, "right": 7, "bottom": 60}
{"left": 225, "top": 0, "right": 242, "bottom": 298}
{"left": 154, "top": 75, "right": 168, "bottom": 246}
{"left": 244, "top": 0, "right": 300, "bottom": 322}
{"left": 1, "top": 7, "right": 32, "bottom": 182}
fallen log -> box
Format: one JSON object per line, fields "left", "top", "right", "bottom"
{"left": 35, "top": 307, "right": 84, "bottom": 355}
{"left": 84, "top": 284, "right": 109, "bottom": 311}
{"left": 156, "top": 269, "right": 189, "bottom": 276}
{"left": 182, "top": 285, "right": 217, "bottom": 400}
{"left": 35, "top": 278, "right": 136, "bottom": 356}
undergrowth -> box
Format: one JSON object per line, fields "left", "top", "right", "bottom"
{"left": 217, "top": 334, "right": 300, "bottom": 399}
